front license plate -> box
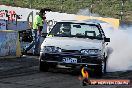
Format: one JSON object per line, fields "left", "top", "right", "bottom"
{"left": 62, "top": 57, "right": 77, "bottom": 63}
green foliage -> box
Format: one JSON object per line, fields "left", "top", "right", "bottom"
{"left": 0, "top": 0, "right": 132, "bottom": 22}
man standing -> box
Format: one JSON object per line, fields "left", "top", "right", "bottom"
{"left": 24, "top": 9, "right": 44, "bottom": 55}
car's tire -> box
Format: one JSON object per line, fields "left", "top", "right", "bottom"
{"left": 39, "top": 53, "right": 49, "bottom": 72}
{"left": 95, "top": 57, "right": 107, "bottom": 77}
{"left": 103, "top": 56, "right": 107, "bottom": 73}
{"left": 94, "top": 65, "right": 103, "bottom": 77}
{"left": 39, "top": 61, "right": 49, "bottom": 72}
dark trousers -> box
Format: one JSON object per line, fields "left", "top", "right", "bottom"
{"left": 25, "top": 29, "right": 40, "bottom": 54}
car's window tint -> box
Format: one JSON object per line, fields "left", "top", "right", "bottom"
{"left": 71, "top": 24, "right": 100, "bottom": 36}
{"left": 49, "top": 22, "right": 102, "bottom": 39}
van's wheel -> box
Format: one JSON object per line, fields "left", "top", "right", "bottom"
{"left": 39, "top": 61, "right": 49, "bottom": 72}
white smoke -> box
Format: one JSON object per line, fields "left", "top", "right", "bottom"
{"left": 105, "top": 26, "right": 132, "bottom": 72}
{"left": 98, "top": 23, "right": 132, "bottom": 72}
{"left": 76, "top": 8, "right": 99, "bottom": 17}
{"left": 95, "top": 23, "right": 132, "bottom": 72}
{"left": 77, "top": 9, "right": 132, "bottom": 72}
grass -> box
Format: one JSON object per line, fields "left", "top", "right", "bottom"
{"left": 0, "top": 0, "right": 132, "bottom": 23}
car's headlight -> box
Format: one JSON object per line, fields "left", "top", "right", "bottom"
{"left": 41, "top": 46, "right": 62, "bottom": 53}
{"left": 80, "top": 49, "right": 101, "bottom": 55}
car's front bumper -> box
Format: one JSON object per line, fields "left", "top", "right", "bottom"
{"left": 40, "top": 52, "right": 104, "bottom": 67}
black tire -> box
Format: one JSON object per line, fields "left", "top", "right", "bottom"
{"left": 39, "top": 53, "right": 49, "bottom": 72}
{"left": 94, "top": 65, "right": 102, "bottom": 77}
{"left": 39, "top": 61, "right": 49, "bottom": 72}
{"left": 94, "top": 57, "right": 107, "bottom": 77}
{"left": 103, "top": 57, "right": 107, "bottom": 73}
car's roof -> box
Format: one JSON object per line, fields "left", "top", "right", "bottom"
{"left": 58, "top": 20, "right": 100, "bottom": 25}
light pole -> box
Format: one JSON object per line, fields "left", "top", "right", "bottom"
{"left": 90, "top": 0, "right": 94, "bottom": 14}
{"left": 29, "top": 0, "right": 32, "bottom": 9}
{"left": 120, "top": 0, "right": 125, "bottom": 20}
{"left": 61, "top": 0, "right": 65, "bottom": 12}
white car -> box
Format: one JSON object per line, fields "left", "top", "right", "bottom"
{"left": 40, "top": 20, "right": 110, "bottom": 77}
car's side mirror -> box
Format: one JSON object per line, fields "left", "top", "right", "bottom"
{"left": 41, "top": 33, "right": 48, "bottom": 38}
{"left": 104, "top": 38, "right": 110, "bottom": 42}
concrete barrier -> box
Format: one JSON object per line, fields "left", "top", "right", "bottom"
{"left": 0, "top": 30, "right": 21, "bottom": 58}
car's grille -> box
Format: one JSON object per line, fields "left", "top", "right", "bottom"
{"left": 62, "top": 50, "right": 80, "bottom": 53}
{"left": 44, "top": 54, "right": 102, "bottom": 64}
{"left": 81, "top": 57, "right": 101, "bottom": 64}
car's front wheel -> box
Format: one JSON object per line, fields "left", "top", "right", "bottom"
{"left": 39, "top": 61, "right": 49, "bottom": 72}
{"left": 94, "top": 65, "right": 102, "bottom": 77}
{"left": 103, "top": 56, "right": 107, "bottom": 73}
{"left": 94, "top": 58, "right": 107, "bottom": 77}
{"left": 39, "top": 53, "right": 50, "bottom": 72}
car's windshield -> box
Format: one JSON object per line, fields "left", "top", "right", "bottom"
{"left": 49, "top": 22, "right": 102, "bottom": 39}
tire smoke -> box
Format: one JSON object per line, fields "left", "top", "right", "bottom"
{"left": 76, "top": 8, "right": 99, "bottom": 17}
{"left": 104, "top": 25, "right": 132, "bottom": 72}
{"left": 77, "top": 9, "right": 132, "bottom": 72}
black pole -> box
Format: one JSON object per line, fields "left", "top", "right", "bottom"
{"left": 91, "top": 0, "right": 93, "bottom": 14}
{"left": 61, "top": 0, "right": 64, "bottom": 12}
{"left": 29, "top": 0, "right": 32, "bottom": 9}
{"left": 120, "top": 0, "right": 124, "bottom": 20}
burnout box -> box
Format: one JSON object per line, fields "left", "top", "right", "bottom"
{"left": 0, "top": 30, "right": 21, "bottom": 58}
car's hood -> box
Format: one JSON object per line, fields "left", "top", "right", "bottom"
{"left": 41, "top": 37, "right": 103, "bottom": 50}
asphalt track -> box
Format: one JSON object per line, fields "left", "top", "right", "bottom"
{"left": 0, "top": 56, "right": 131, "bottom": 88}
